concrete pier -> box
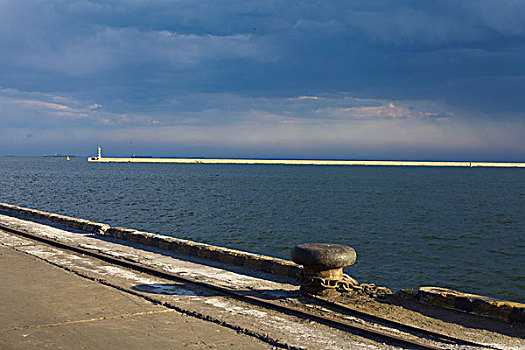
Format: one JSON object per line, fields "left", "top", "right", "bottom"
{"left": 0, "top": 214, "right": 387, "bottom": 349}
{"left": 88, "top": 156, "right": 525, "bottom": 168}
{"left": 0, "top": 245, "right": 269, "bottom": 350}
{"left": 1, "top": 207, "right": 524, "bottom": 349}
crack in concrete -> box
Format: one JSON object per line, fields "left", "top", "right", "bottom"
{"left": 0, "top": 310, "right": 175, "bottom": 333}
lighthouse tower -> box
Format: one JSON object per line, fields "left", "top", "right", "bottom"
{"left": 87, "top": 146, "right": 103, "bottom": 162}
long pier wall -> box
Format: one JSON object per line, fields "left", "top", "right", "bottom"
{"left": 87, "top": 157, "right": 525, "bottom": 167}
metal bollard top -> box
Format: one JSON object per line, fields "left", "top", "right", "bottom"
{"left": 291, "top": 243, "right": 356, "bottom": 269}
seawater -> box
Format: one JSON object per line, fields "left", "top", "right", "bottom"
{"left": 0, "top": 157, "right": 523, "bottom": 302}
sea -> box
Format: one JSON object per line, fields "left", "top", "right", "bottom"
{"left": 0, "top": 157, "right": 523, "bottom": 302}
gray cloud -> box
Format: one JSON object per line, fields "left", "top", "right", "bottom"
{"left": 0, "top": 1, "right": 524, "bottom": 159}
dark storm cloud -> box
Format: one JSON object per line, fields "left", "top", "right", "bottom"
{"left": 1, "top": 1, "right": 524, "bottom": 158}
{"left": 2, "top": 1, "right": 525, "bottom": 109}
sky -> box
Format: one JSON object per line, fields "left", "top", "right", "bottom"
{"left": 1, "top": 1, "right": 524, "bottom": 160}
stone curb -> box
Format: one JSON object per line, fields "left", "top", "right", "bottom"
{"left": 0, "top": 203, "right": 301, "bottom": 279}
{"left": 395, "top": 287, "right": 525, "bottom": 323}
{"left": 0, "top": 203, "right": 110, "bottom": 234}
{"left": 104, "top": 227, "right": 300, "bottom": 278}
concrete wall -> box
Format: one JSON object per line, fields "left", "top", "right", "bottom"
{"left": 0, "top": 202, "right": 300, "bottom": 279}
{"left": 87, "top": 157, "right": 525, "bottom": 167}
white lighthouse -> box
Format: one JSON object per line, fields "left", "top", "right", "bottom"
{"left": 88, "top": 147, "right": 102, "bottom": 162}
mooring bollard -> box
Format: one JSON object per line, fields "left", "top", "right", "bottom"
{"left": 291, "top": 243, "right": 356, "bottom": 296}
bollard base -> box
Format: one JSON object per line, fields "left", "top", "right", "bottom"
{"left": 300, "top": 284, "right": 341, "bottom": 297}
{"left": 303, "top": 266, "right": 344, "bottom": 281}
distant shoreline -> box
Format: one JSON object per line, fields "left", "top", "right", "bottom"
{"left": 87, "top": 157, "right": 525, "bottom": 167}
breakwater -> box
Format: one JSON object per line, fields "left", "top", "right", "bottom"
{"left": 88, "top": 156, "right": 525, "bottom": 167}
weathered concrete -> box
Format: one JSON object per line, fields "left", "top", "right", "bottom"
{"left": 1, "top": 203, "right": 524, "bottom": 326}
{"left": 0, "top": 215, "right": 392, "bottom": 349}
{"left": 0, "top": 202, "right": 301, "bottom": 278}
{"left": 396, "top": 287, "right": 525, "bottom": 323}
{"left": 0, "top": 245, "right": 270, "bottom": 350}
{"left": 1, "top": 213, "right": 524, "bottom": 349}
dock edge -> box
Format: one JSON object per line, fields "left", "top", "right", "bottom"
{"left": 1, "top": 202, "right": 523, "bottom": 323}
{"left": 395, "top": 287, "right": 525, "bottom": 323}
{"left": 0, "top": 202, "right": 300, "bottom": 279}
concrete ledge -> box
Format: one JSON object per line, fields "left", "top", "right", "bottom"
{"left": 396, "top": 287, "right": 525, "bottom": 323}
{"left": 103, "top": 227, "right": 300, "bottom": 278}
{"left": 88, "top": 157, "right": 525, "bottom": 167}
{"left": 0, "top": 203, "right": 110, "bottom": 234}
{"left": 0, "top": 203, "right": 301, "bottom": 279}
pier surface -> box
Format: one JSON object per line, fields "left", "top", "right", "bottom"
{"left": 88, "top": 157, "right": 525, "bottom": 167}
{"left": 1, "top": 212, "right": 524, "bottom": 349}
{"left": 0, "top": 244, "right": 268, "bottom": 350}
{"left": 0, "top": 214, "right": 382, "bottom": 349}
